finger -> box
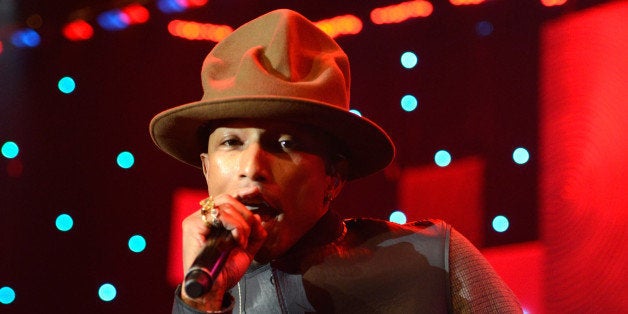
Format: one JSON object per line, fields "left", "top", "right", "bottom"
{"left": 213, "top": 194, "right": 254, "bottom": 221}
{"left": 209, "top": 194, "right": 267, "bottom": 254}
{"left": 181, "top": 212, "right": 211, "bottom": 272}
{"left": 213, "top": 194, "right": 267, "bottom": 244}
{"left": 216, "top": 205, "right": 251, "bottom": 248}
{"left": 246, "top": 213, "right": 267, "bottom": 254}
{"left": 215, "top": 199, "right": 252, "bottom": 248}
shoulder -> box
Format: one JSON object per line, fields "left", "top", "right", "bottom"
{"left": 344, "top": 217, "right": 451, "bottom": 237}
{"left": 341, "top": 217, "right": 451, "bottom": 270}
{"left": 342, "top": 217, "right": 451, "bottom": 251}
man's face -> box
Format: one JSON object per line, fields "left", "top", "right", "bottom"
{"left": 200, "top": 119, "right": 336, "bottom": 261}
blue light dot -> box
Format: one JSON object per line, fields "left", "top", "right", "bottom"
{"left": 0, "top": 286, "right": 16, "bottom": 305}
{"left": 97, "top": 10, "right": 129, "bottom": 31}
{"left": 11, "top": 29, "right": 40, "bottom": 48}
{"left": 349, "top": 109, "right": 362, "bottom": 116}
{"left": 400, "top": 51, "right": 418, "bottom": 69}
{"left": 157, "top": 0, "right": 186, "bottom": 13}
{"left": 58, "top": 76, "right": 76, "bottom": 94}
{"left": 1, "top": 141, "right": 19, "bottom": 159}
{"left": 55, "top": 214, "right": 74, "bottom": 232}
{"left": 434, "top": 150, "right": 452, "bottom": 167}
{"left": 389, "top": 210, "right": 407, "bottom": 224}
{"left": 476, "top": 21, "right": 494, "bottom": 37}
{"left": 98, "top": 283, "right": 117, "bottom": 302}
{"left": 116, "top": 151, "right": 135, "bottom": 169}
{"left": 401, "top": 94, "right": 418, "bottom": 112}
{"left": 492, "top": 215, "right": 510, "bottom": 232}
{"left": 128, "top": 234, "right": 146, "bottom": 253}
{"left": 513, "top": 147, "right": 530, "bottom": 165}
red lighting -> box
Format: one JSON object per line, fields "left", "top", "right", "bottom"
{"left": 167, "top": 20, "right": 233, "bottom": 42}
{"left": 186, "top": 0, "right": 208, "bottom": 7}
{"left": 62, "top": 19, "right": 94, "bottom": 41}
{"left": 450, "top": 0, "right": 485, "bottom": 5}
{"left": 541, "top": 0, "right": 568, "bottom": 7}
{"left": 168, "top": 188, "right": 207, "bottom": 286}
{"left": 370, "top": 0, "right": 433, "bottom": 25}
{"left": 122, "top": 4, "right": 150, "bottom": 25}
{"left": 314, "top": 15, "right": 363, "bottom": 38}
{"left": 541, "top": 1, "right": 628, "bottom": 311}
{"left": 0, "top": 40, "right": 3, "bottom": 54}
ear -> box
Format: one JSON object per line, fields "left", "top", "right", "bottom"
{"left": 327, "top": 158, "right": 348, "bottom": 200}
{"left": 200, "top": 153, "right": 210, "bottom": 178}
{"left": 329, "top": 174, "right": 345, "bottom": 200}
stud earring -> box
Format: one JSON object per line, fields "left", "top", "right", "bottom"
{"left": 323, "top": 191, "right": 335, "bottom": 204}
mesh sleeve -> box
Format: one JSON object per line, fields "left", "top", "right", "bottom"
{"left": 449, "top": 228, "right": 522, "bottom": 313}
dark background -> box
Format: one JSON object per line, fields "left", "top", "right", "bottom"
{"left": 0, "top": 0, "right": 613, "bottom": 312}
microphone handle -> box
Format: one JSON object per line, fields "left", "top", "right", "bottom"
{"left": 183, "top": 226, "right": 236, "bottom": 298}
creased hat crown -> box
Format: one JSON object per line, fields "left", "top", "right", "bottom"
{"left": 200, "top": 9, "right": 350, "bottom": 108}
{"left": 150, "top": 9, "right": 395, "bottom": 179}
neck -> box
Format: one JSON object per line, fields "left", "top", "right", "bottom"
{"left": 263, "top": 210, "right": 346, "bottom": 271}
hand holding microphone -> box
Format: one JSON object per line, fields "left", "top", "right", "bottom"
{"left": 184, "top": 224, "right": 236, "bottom": 298}
{"left": 182, "top": 195, "right": 267, "bottom": 299}
{"left": 184, "top": 197, "right": 235, "bottom": 298}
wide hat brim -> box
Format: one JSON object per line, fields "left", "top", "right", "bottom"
{"left": 149, "top": 95, "right": 395, "bottom": 180}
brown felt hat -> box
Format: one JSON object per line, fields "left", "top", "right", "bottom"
{"left": 149, "top": 9, "right": 395, "bottom": 180}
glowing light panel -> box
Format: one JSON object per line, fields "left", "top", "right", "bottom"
{"left": 513, "top": 147, "right": 530, "bottom": 165}
{"left": 55, "top": 214, "right": 74, "bottom": 232}
{"left": 541, "top": 0, "right": 568, "bottom": 7}
{"left": 62, "top": 20, "right": 94, "bottom": 41}
{"left": 168, "top": 20, "right": 233, "bottom": 42}
{"left": 0, "top": 286, "right": 16, "bottom": 304}
{"left": 187, "top": 0, "right": 209, "bottom": 6}
{"left": 434, "top": 150, "right": 452, "bottom": 167}
{"left": 157, "top": 0, "right": 186, "bottom": 13}
{"left": 371, "top": 0, "right": 433, "bottom": 25}
{"left": 58, "top": 76, "right": 76, "bottom": 94}
{"left": 158, "top": 0, "right": 207, "bottom": 13}
{"left": 97, "top": 10, "right": 130, "bottom": 31}
{"left": 10, "top": 29, "right": 40, "bottom": 48}
{"left": 349, "top": 109, "right": 362, "bottom": 116}
{"left": 401, "top": 94, "right": 418, "bottom": 112}
{"left": 314, "top": 15, "right": 362, "bottom": 38}
{"left": 401, "top": 51, "right": 418, "bottom": 69}
{"left": 1, "top": 141, "right": 19, "bottom": 159}
{"left": 128, "top": 234, "right": 146, "bottom": 253}
{"left": 116, "top": 151, "right": 135, "bottom": 169}
{"left": 98, "top": 283, "right": 117, "bottom": 302}
{"left": 492, "top": 215, "right": 510, "bottom": 232}
{"left": 389, "top": 210, "right": 407, "bottom": 224}
{"left": 450, "top": 0, "right": 485, "bottom": 5}
{"left": 122, "top": 4, "right": 149, "bottom": 25}
{"left": 476, "top": 21, "right": 493, "bottom": 36}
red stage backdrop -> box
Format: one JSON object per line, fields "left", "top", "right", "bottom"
{"left": 540, "top": 1, "right": 628, "bottom": 311}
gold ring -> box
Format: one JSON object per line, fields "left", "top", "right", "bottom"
{"left": 200, "top": 196, "right": 221, "bottom": 227}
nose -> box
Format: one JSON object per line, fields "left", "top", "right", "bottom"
{"left": 239, "top": 142, "right": 270, "bottom": 182}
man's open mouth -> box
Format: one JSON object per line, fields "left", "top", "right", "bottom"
{"left": 241, "top": 200, "right": 282, "bottom": 222}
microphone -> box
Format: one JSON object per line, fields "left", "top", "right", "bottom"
{"left": 183, "top": 225, "right": 236, "bottom": 298}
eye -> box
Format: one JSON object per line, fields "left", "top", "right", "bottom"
{"left": 279, "top": 137, "right": 300, "bottom": 151}
{"left": 220, "top": 137, "right": 243, "bottom": 147}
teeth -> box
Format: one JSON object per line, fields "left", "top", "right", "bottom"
{"left": 243, "top": 201, "right": 271, "bottom": 212}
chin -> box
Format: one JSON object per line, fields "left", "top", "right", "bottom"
{"left": 255, "top": 231, "right": 291, "bottom": 263}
